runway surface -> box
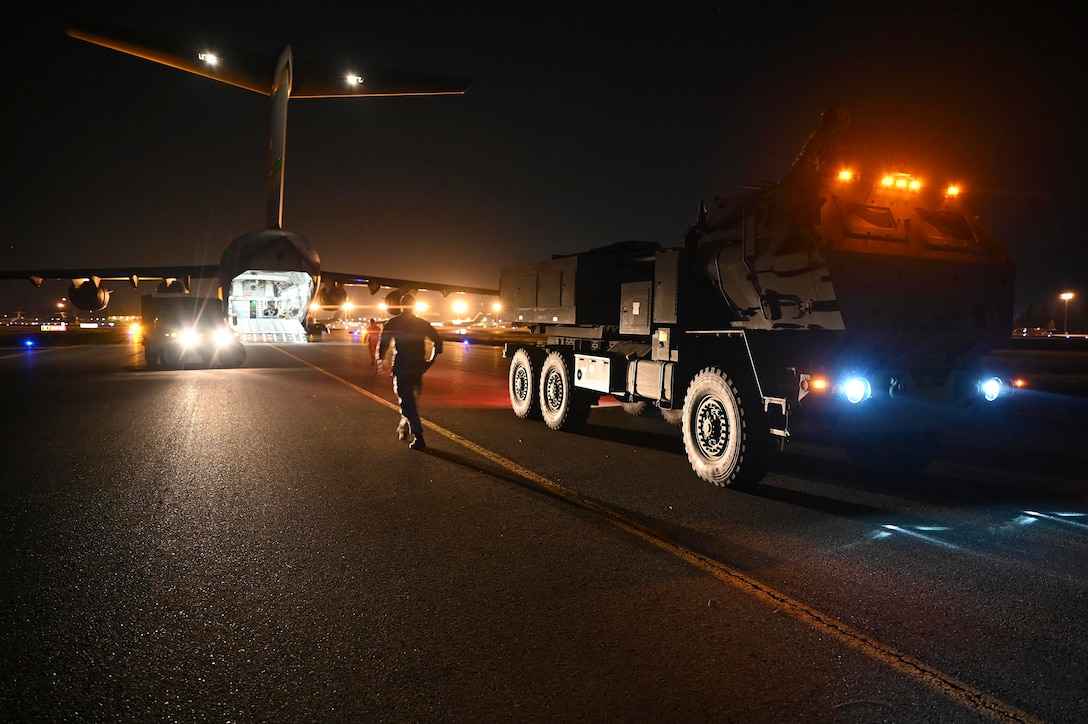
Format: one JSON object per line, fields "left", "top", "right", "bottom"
{"left": 2, "top": 336, "right": 1085, "bottom": 721}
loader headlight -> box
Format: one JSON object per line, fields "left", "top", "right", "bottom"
{"left": 179, "top": 328, "right": 200, "bottom": 348}
{"left": 213, "top": 328, "right": 234, "bottom": 348}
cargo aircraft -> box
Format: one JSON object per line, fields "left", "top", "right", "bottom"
{"left": 1, "top": 19, "right": 497, "bottom": 353}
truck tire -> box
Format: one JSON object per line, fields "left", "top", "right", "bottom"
{"left": 660, "top": 407, "right": 684, "bottom": 426}
{"left": 539, "top": 351, "right": 593, "bottom": 431}
{"left": 144, "top": 344, "right": 161, "bottom": 369}
{"left": 217, "top": 341, "right": 247, "bottom": 368}
{"left": 621, "top": 400, "right": 649, "bottom": 416}
{"left": 681, "top": 367, "right": 769, "bottom": 487}
{"left": 160, "top": 348, "right": 181, "bottom": 370}
{"left": 508, "top": 348, "right": 542, "bottom": 419}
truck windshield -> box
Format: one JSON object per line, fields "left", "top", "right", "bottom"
{"left": 916, "top": 209, "right": 981, "bottom": 250}
{"left": 917, "top": 209, "right": 974, "bottom": 241}
{"left": 845, "top": 204, "right": 897, "bottom": 230}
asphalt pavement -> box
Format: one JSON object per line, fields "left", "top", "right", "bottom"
{"left": 1, "top": 339, "right": 1085, "bottom": 722}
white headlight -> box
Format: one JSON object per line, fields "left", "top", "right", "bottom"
{"left": 213, "top": 328, "right": 233, "bottom": 347}
{"left": 179, "top": 328, "right": 200, "bottom": 347}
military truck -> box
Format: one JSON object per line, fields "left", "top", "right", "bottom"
{"left": 141, "top": 293, "right": 246, "bottom": 369}
{"left": 501, "top": 113, "right": 1015, "bottom": 486}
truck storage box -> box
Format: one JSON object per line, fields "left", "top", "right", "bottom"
{"left": 500, "top": 241, "right": 659, "bottom": 326}
{"left": 619, "top": 281, "right": 652, "bottom": 335}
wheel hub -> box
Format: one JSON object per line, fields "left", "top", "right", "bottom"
{"left": 695, "top": 397, "right": 728, "bottom": 458}
{"left": 544, "top": 371, "right": 564, "bottom": 410}
{"left": 513, "top": 366, "right": 530, "bottom": 402}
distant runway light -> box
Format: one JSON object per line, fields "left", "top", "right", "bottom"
{"left": 346, "top": 74, "right": 364, "bottom": 85}
{"left": 198, "top": 52, "right": 219, "bottom": 66}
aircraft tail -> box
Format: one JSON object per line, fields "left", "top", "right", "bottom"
{"left": 268, "top": 47, "right": 292, "bottom": 230}
{"left": 63, "top": 18, "right": 471, "bottom": 232}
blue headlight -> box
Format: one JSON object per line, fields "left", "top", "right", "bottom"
{"left": 980, "top": 376, "right": 1003, "bottom": 402}
{"left": 843, "top": 377, "right": 872, "bottom": 404}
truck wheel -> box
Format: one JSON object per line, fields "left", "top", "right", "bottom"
{"left": 217, "top": 342, "right": 246, "bottom": 368}
{"left": 681, "top": 367, "right": 769, "bottom": 487}
{"left": 160, "top": 348, "right": 181, "bottom": 370}
{"left": 508, "top": 348, "right": 541, "bottom": 419}
{"left": 539, "top": 351, "right": 593, "bottom": 431}
{"left": 144, "top": 345, "right": 161, "bottom": 369}
{"left": 621, "top": 400, "right": 649, "bottom": 416}
{"left": 660, "top": 407, "right": 684, "bottom": 426}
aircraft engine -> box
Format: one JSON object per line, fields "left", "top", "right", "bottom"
{"left": 316, "top": 282, "right": 348, "bottom": 309}
{"left": 68, "top": 277, "right": 111, "bottom": 311}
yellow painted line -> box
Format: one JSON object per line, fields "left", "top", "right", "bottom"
{"left": 275, "top": 346, "right": 1040, "bottom": 723}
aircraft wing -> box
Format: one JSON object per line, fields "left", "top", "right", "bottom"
{"left": 63, "top": 19, "right": 471, "bottom": 98}
{"left": 321, "top": 270, "right": 498, "bottom": 297}
{"left": 291, "top": 66, "right": 471, "bottom": 99}
{"left": 0, "top": 265, "right": 220, "bottom": 288}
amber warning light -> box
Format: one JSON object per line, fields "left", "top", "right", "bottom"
{"left": 798, "top": 374, "right": 830, "bottom": 401}
{"left": 881, "top": 173, "right": 922, "bottom": 191}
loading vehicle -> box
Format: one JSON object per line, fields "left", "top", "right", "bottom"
{"left": 141, "top": 293, "right": 246, "bottom": 369}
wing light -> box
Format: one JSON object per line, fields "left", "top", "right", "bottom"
{"left": 198, "top": 52, "right": 219, "bottom": 66}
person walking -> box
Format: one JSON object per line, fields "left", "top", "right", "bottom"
{"left": 377, "top": 294, "right": 442, "bottom": 450}
{"left": 364, "top": 317, "right": 381, "bottom": 366}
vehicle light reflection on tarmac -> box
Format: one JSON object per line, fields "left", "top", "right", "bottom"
{"left": 872, "top": 524, "right": 960, "bottom": 549}
{"left": 1020, "top": 511, "right": 1088, "bottom": 529}
{"left": 422, "top": 370, "right": 511, "bottom": 409}
{"left": 875, "top": 511, "right": 1088, "bottom": 545}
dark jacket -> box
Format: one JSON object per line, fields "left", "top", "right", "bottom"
{"left": 378, "top": 312, "right": 443, "bottom": 375}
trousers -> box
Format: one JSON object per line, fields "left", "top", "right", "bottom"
{"left": 393, "top": 372, "right": 424, "bottom": 440}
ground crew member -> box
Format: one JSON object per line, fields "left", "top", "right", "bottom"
{"left": 377, "top": 294, "right": 442, "bottom": 450}
{"left": 364, "top": 318, "right": 381, "bottom": 366}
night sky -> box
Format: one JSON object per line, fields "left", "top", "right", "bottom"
{"left": 1, "top": 2, "right": 1084, "bottom": 321}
